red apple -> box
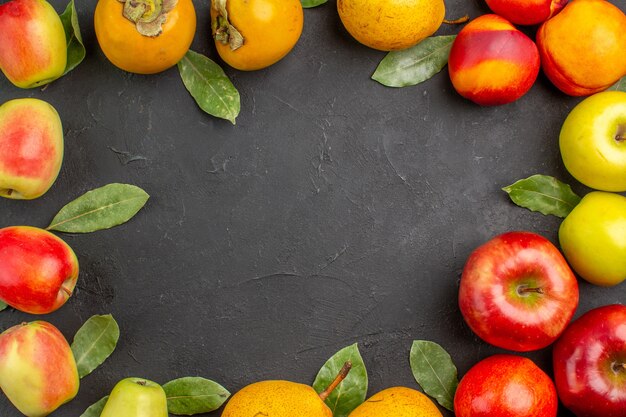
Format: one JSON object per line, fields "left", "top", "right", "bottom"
{"left": 0, "top": 321, "right": 79, "bottom": 417}
{"left": 0, "top": 98, "right": 64, "bottom": 200}
{"left": 459, "top": 231, "right": 579, "bottom": 351}
{"left": 448, "top": 14, "right": 540, "bottom": 106}
{"left": 0, "top": 0, "right": 67, "bottom": 89}
{"left": 0, "top": 226, "right": 79, "bottom": 314}
{"left": 553, "top": 304, "right": 626, "bottom": 417}
{"left": 454, "top": 354, "right": 558, "bottom": 417}
{"left": 484, "top": 0, "right": 567, "bottom": 26}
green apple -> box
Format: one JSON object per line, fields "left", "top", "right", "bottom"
{"left": 560, "top": 91, "right": 626, "bottom": 192}
{"left": 559, "top": 191, "right": 626, "bottom": 286}
{"left": 101, "top": 378, "right": 168, "bottom": 417}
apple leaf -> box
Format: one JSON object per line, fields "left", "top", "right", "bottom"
{"left": 503, "top": 174, "right": 581, "bottom": 218}
{"left": 608, "top": 76, "right": 626, "bottom": 92}
{"left": 0, "top": 301, "right": 7, "bottom": 312}
{"left": 59, "top": 0, "right": 86, "bottom": 75}
{"left": 313, "top": 343, "right": 368, "bottom": 417}
{"left": 372, "top": 35, "right": 456, "bottom": 88}
{"left": 163, "top": 377, "right": 231, "bottom": 415}
{"left": 178, "top": 50, "right": 240, "bottom": 125}
{"left": 71, "top": 315, "right": 120, "bottom": 379}
{"left": 301, "top": 0, "right": 327, "bottom": 7}
{"left": 47, "top": 183, "right": 149, "bottom": 233}
{"left": 79, "top": 396, "right": 108, "bottom": 417}
{"left": 409, "top": 340, "right": 458, "bottom": 411}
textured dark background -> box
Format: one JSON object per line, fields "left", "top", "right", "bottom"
{"left": 1, "top": 0, "right": 625, "bottom": 416}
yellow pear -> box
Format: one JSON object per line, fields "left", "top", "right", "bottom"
{"left": 348, "top": 387, "right": 442, "bottom": 417}
{"left": 222, "top": 362, "right": 351, "bottom": 417}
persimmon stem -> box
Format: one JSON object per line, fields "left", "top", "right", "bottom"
{"left": 443, "top": 15, "right": 470, "bottom": 25}
{"left": 319, "top": 361, "right": 352, "bottom": 401}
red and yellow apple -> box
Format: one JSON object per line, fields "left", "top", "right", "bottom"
{"left": 459, "top": 231, "right": 579, "bottom": 351}
{"left": 560, "top": 91, "right": 626, "bottom": 192}
{"left": 484, "top": 0, "right": 567, "bottom": 25}
{"left": 0, "top": 321, "right": 79, "bottom": 417}
{"left": 454, "top": 355, "right": 558, "bottom": 417}
{"left": 0, "top": 226, "right": 79, "bottom": 314}
{"left": 536, "top": 0, "right": 626, "bottom": 96}
{"left": 448, "top": 14, "right": 540, "bottom": 106}
{"left": 553, "top": 304, "right": 626, "bottom": 417}
{"left": 0, "top": 0, "right": 67, "bottom": 89}
{"left": 0, "top": 98, "right": 64, "bottom": 200}
{"left": 559, "top": 192, "right": 626, "bottom": 286}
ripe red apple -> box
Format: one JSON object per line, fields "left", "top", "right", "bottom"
{"left": 454, "top": 354, "right": 558, "bottom": 417}
{"left": 0, "top": 0, "right": 67, "bottom": 88}
{"left": 0, "top": 321, "right": 79, "bottom": 417}
{"left": 0, "top": 98, "right": 64, "bottom": 200}
{"left": 484, "top": 0, "right": 567, "bottom": 25}
{"left": 448, "top": 14, "right": 540, "bottom": 106}
{"left": 0, "top": 226, "right": 79, "bottom": 314}
{"left": 553, "top": 304, "right": 626, "bottom": 417}
{"left": 459, "top": 231, "right": 579, "bottom": 351}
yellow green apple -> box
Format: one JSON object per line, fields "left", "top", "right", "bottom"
{"left": 559, "top": 191, "right": 626, "bottom": 286}
{"left": 0, "top": 321, "right": 79, "bottom": 417}
{"left": 101, "top": 378, "right": 168, "bottom": 417}
{"left": 0, "top": 98, "right": 64, "bottom": 200}
{"left": 0, "top": 0, "right": 67, "bottom": 88}
{"left": 560, "top": 91, "right": 626, "bottom": 191}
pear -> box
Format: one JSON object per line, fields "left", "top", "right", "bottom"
{"left": 222, "top": 362, "right": 351, "bottom": 417}
{"left": 100, "top": 378, "right": 168, "bottom": 417}
{"left": 348, "top": 387, "right": 442, "bottom": 417}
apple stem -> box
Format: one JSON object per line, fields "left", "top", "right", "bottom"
{"left": 136, "top": 380, "right": 147, "bottom": 386}
{"left": 616, "top": 124, "right": 626, "bottom": 143}
{"left": 443, "top": 15, "right": 470, "bottom": 25}
{"left": 319, "top": 361, "right": 352, "bottom": 401}
{"left": 518, "top": 286, "right": 544, "bottom": 295}
{"left": 612, "top": 362, "right": 626, "bottom": 373}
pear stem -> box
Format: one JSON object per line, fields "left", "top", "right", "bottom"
{"left": 319, "top": 361, "right": 352, "bottom": 401}
{"left": 443, "top": 15, "right": 470, "bottom": 25}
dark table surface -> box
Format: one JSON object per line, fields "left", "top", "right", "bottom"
{"left": 1, "top": 0, "right": 625, "bottom": 416}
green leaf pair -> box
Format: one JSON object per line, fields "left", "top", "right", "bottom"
{"left": 80, "top": 378, "right": 231, "bottom": 417}
{"left": 59, "top": 0, "right": 85, "bottom": 76}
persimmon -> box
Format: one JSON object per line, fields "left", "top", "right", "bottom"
{"left": 211, "top": 0, "right": 303, "bottom": 71}
{"left": 94, "top": 0, "right": 196, "bottom": 74}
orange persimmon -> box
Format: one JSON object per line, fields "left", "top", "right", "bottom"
{"left": 94, "top": 0, "right": 196, "bottom": 74}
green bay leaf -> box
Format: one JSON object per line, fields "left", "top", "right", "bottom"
{"left": 372, "top": 35, "right": 456, "bottom": 88}
{"left": 178, "top": 50, "right": 240, "bottom": 124}
{"left": 0, "top": 301, "right": 7, "bottom": 312}
{"left": 301, "top": 0, "right": 327, "bottom": 7}
{"left": 71, "top": 315, "right": 120, "bottom": 379}
{"left": 59, "top": 0, "right": 86, "bottom": 75}
{"left": 608, "top": 76, "right": 626, "bottom": 92}
{"left": 164, "top": 377, "right": 230, "bottom": 415}
{"left": 502, "top": 174, "right": 581, "bottom": 218}
{"left": 79, "top": 396, "right": 108, "bottom": 417}
{"left": 313, "top": 343, "right": 368, "bottom": 417}
{"left": 409, "top": 340, "right": 458, "bottom": 411}
{"left": 47, "top": 183, "right": 149, "bottom": 233}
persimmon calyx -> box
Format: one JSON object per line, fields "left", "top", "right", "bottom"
{"left": 212, "top": 0, "right": 244, "bottom": 51}
{"left": 117, "top": 0, "right": 177, "bottom": 37}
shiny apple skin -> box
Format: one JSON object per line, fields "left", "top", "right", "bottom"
{"left": 553, "top": 304, "right": 626, "bottom": 417}
{"left": 459, "top": 231, "right": 579, "bottom": 351}
{"left": 454, "top": 354, "right": 558, "bottom": 417}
